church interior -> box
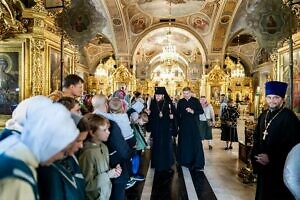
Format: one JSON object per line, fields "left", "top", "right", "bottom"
{"left": 0, "top": 0, "right": 300, "bottom": 199}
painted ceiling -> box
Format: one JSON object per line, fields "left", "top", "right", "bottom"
{"left": 57, "top": 0, "right": 295, "bottom": 76}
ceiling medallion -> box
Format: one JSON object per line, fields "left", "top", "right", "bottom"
{"left": 112, "top": 18, "right": 122, "bottom": 26}
{"left": 245, "top": 0, "right": 293, "bottom": 51}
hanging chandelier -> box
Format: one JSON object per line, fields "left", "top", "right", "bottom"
{"left": 226, "top": 34, "right": 245, "bottom": 78}
{"left": 160, "top": 1, "right": 179, "bottom": 66}
{"left": 160, "top": 43, "right": 179, "bottom": 66}
{"left": 95, "top": 61, "right": 107, "bottom": 77}
{"left": 231, "top": 59, "right": 245, "bottom": 78}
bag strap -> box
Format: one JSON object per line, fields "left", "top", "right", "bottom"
{"left": 0, "top": 154, "right": 39, "bottom": 200}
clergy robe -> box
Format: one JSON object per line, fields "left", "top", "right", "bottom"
{"left": 176, "top": 96, "right": 204, "bottom": 169}
{"left": 251, "top": 107, "right": 300, "bottom": 200}
{"left": 149, "top": 99, "right": 176, "bottom": 171}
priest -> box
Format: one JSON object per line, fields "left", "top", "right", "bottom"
{"left": 251, "top": 81, "right": 300, "bottom": 200}
{"left": 176, "top": 87, "right": 204, "bottom": 171}
{"left": 149, "top": 87, "right": 176, "bottom": 173}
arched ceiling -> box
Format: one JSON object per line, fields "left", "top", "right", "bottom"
{"left": 132, "top": 27, "right": 207, "bottom": 66}
{"left": 60, "top": 0, "right": 282, "bottom": 74}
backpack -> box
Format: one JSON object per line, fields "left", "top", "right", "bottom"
{"left": 0, "top": 154, "right": 39, "bottom": 200}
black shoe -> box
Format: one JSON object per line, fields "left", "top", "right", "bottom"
{"left": 224, "top": 147, "right": 229, "bottom": 150}
{"left": 229, "top": 146, "right": 233, "bottom": 149}
{"left": 209, "top": 145, "right": 213, "bottom": 150}
{"left": 194, "top": 168, "right": 204, "bottom": 172}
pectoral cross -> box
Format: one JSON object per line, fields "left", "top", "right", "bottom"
{"left": 263, "top": 130, "right": 268, "bottom": 140}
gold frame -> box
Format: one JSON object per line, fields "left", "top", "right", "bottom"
{"left": 277, "top": 32, "right": 300, "bottom": 117}
{"left": 0, "top": 41, "right": 25, "bottom": 113}
{"left": 46, "top": 43, "right": 75, "bottom": 93}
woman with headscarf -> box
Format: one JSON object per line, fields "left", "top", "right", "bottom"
{"left": 0, "top": 96, "right": 79, "bottom": 200}
{"left": 199, "top": 96, "right": 215, "bottom": 150}
{"left": 221, "top": 99, "right": 239, "bottom": 150}
{"left": 1, "top": 96, "right": 53, "bottom": 140}
{"left": 149, "top": 87, "right": 176, "bottom": 173}
{"left": 38, "top": 112, "right": 90, "bottom": 200}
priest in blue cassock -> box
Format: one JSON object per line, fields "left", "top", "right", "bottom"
{"left": 149, "top": 87, "right": 176, "bottom": 173}
{"left": 251, "top": 81, "right": 300, "bottom": 200}
{"left": 176, "top": 87, "right": 204, "bottom": 171}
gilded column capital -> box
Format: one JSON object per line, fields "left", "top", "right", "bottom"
{"left": 32, "top": 0, "right": 47, "bottom": 13}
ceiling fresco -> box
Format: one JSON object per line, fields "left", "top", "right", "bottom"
{"left": 60, "top": 0, "right": 110, "bottom": 47}
{"left": 137, "top": 0, "right": 215, "bottom": 18}
{"left": 53, "top": 0, "right": 280, "bottom": 75}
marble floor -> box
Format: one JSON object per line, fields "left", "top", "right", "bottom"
{"left": 203, "top": 128, "right": 256, "bottom": 200}
{"left": 126, "top": 128, "right": 256, "bottom": 200}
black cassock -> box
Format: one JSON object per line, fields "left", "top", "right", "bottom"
{"left": 149, "top": 99, "right": 176, "bottom": 171}
{"left": 177, "top": 97, "right": 204, "bottom": 169}
{"left": 251, "top": 107, "right": 300, "bottom": 200}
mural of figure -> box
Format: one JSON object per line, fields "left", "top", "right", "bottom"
{"left": 212, "top": 86, "right": 220, "bottom": 101}
{"left": 266, "top": 15, "right": 277, "bottom": 34}
{"left": 131, "top": 17, "right": 146, "bottom": 34}
{"left": 193, "top": 17, "right": 208, "bottom": 31}
{"left": 72, "top": 15, "right": 89, "bottom": 32}
{"left": 0, "top": 56, "right": 18, "bottom": 114}
{"left": 0, "top": 57, "right": 15, "bottom": 90}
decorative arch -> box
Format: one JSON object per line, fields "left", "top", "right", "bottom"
{"left": 131, "top": 23, "right": 208, "bottom": 66}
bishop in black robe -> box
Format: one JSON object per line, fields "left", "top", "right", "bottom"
{"left": 149, "top": 87, "right": 176, "bottom": 172}
{"left": 177, "top": 95, "right": 204, "bottom": 170}
{"left": 251, "top": 107, "right": 300, "bottom": 200}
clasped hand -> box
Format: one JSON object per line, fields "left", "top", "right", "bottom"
{"left": 255, "top": 153, "right": 269, "bottom": 166}
{"left": 185, "top": 107, "right": 194, "bottom": 114}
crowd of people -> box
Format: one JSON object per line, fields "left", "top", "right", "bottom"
{"left": 0, "top": 74, "right": 299, "bottom": 200}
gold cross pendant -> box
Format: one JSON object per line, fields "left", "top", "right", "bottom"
{"left": 263, "top": 130, "right": 268, "bottom": 140}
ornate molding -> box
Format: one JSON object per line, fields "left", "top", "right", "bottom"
{"left": 283, "top": 0, "right": 300, "bottom": 25}
{"left": 32, "top": 0, "right": 47, "bottom": 13}
{"left": 112, "top": 64, "right": 133, "bottom": 82}
{"left": 31, "top": 38, "right": 45, "bottom": 95}
{"left": 0, "top": 0, "right": 27, "bottom": 40}
{"left": 207, "top": 63, "right": 229, "bottom": 83}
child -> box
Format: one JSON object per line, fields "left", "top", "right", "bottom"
{"left": 79, "top": 114, "right": 122, "bottom": 200}
{"left": 130, "top": 112, "right": 149, "bottom": 181}
{"left": 94, "top": 97, "right": 136, "bottom": 147}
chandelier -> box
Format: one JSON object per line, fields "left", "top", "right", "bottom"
{"left": 160, "top": 43, "right": 179, "bottom": 66}
{"left": 160, "top": 1, "right": 179, "bottom": 66}
{"left": 225, "top": 34, "right": 245, "bottom": 78}
{"left": 152, "top": 64, "right": 185, "bottom": 82}
{"left": 95, "top": 61, "right": 107, "bottom": 77}
{"left": 231, "top": 59, "right": 245, "bottom": 78}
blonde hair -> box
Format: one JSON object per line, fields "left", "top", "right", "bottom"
{"left": 109, "top": 97, "right": 123, "bottom": 113}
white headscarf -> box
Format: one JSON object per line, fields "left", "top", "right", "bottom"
{"left": 5, "top": 95, "right": 52, "bottom": 133}
{"left": 20, "top": 101, "right": 79, "bottom": 163}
